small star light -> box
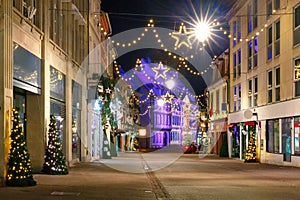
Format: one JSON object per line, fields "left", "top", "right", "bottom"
{"left": 162, "top": 91, "right": 174, "bottom": 104}
{"left": 153, "top": 62, "right": 169, "bottom": 79}
{"left": 105, "top": 88, "right": 111, "bottom": 94}
{"left": 171, "top": 22, "right": 193, "bottom": 49}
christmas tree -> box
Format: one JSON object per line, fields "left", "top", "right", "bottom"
{"left": 6, "top": 108, "right": 36, "bottom": 186}
{"left": 42, "top": 115, "right": 68, "bottom": 175}
{"left": 245, "top": 130, "right": 257, "bottom": 162}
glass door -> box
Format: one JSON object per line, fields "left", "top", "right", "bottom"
{"left": 13, "top": 88, "right": 27, "bottom": 139}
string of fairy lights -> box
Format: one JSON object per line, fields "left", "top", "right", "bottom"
{"left": 111, "top": 19, "right": 215, "bottom": 77}
{"left": 107, "top": 6, "right": 287, "bottom": 109}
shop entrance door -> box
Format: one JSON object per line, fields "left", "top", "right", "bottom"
{"left": 13, "top": 88, "right": 27, "bottom": 139}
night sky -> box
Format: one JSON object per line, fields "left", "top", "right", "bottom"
{"left": 101, "top": 0, "right": 235, "bottom": 95}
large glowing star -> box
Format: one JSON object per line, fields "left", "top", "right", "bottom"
{"left": 153, "top": 62, "right": 169, "bottom": 79}
{"left": 171, "top": 23, "right": 193, "bottom": 49}
{"left": 162, "top": 91, "right": 174, "bottom": 104}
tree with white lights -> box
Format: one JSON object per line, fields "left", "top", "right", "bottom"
{"left": 6, "top": 108, "right": 36, "bottom": 186}
{"left": 42, "top": 115, "right": 68, "bottom": 175}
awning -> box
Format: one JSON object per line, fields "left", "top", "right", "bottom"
{"left": 244, "top": 121, "right": 256, "bottom": 126}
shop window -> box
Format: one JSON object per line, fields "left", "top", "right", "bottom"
{"left": 50, "top": 100, "right": 66, "bottom": 152}
{"left": 282, "top": 118, "right": 292, "bottom": 154}
{"left": 50, "top": 66, "right": 65, "bottom": 101}
{"left": 13, "top": 42, "right": 41, "bottom": 93}
{"left": 294, "top": 58, "right": 300, "bottom": 97}
{"left": 294, "top": 117, "right": 300, "bottom": 155}
{"left": 72, "top": 81, "right": 82, "bottom": 160}
{"left": 266, "top": 119, "right": 279, "bottom": 153}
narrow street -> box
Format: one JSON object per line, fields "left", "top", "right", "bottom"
{"left": 1, "top": 152, "right": 300, "bottom": 200}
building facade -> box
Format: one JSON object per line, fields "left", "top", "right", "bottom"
{"left": 227, "top": 0, "right": 300, "bottom": 166}
{"left": 206, "top": 49, "right": 230, "bottom": 155}
{"left": 0, "top": 0, "right": 113, "bottom": 185}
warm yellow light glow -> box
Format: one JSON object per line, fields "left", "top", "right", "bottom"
{"left": 139, "top": 129, "right": 147, "bottom": 136}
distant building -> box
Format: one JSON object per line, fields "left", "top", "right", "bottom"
{"left": 206, "top": 49, "right": 230, "bottom": 155}
{"left": 227, "top": 0, "right": 300, "bottom": 166}
{"left": 123, "top": 59, "right": 199, "bottom": 150}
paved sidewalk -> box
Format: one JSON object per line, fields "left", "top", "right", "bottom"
{"left": 0, "top": 152, "right": 157, "bottom": 200}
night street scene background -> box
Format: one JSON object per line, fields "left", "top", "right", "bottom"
{"left": 0, "top": 0, "right": 300, "bottom": 199}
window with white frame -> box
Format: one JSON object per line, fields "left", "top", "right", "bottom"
{"left": 267, "top": 0, "right": 273, "bottom": 18}
{"left": 237, "top": 49, "right": 241, "bottom": 77}
{"left": 216, "top": 89, "right": 220, "bottom": 113}
{"left": 233, "top": 49, "right": 241, "bottom": 79}
{"left": 268, "top": 20, "right": 280, "bottom": 60}
{"left": 274, "top": 0, "right": 280, "bottom": 10}
{"left": 233, "top": 84, "right": 241, "bottom": 111}
{"left": 275, "top": 20, "right": 280, "bottom": 56}
{"left": 238, "top": 84, "right": 241, "bottom": 110}
{"left": 233, "top": 17, "right": 241, "bottom": 46}
{"left": 267, "top": 70, "right": 273, "bottom": 103}
{"left": 248, "top": 77, "right": 258, "bottom": 107}
{"left": 294, "top": 4, "right": 300, "bottom": 46}
{"left": 267, "top": 25, "right": 273, "bottom": 60}
{"left": 233, "top": 52, "right": 237, "bottom": 79}
{"left": 294, "top": 58, "right": 300, "bottom": 97}
{"left": 248, "top": 79, "right": 253, "bottom": 107}
{"left": 233, "top": 86, "right": 237, "bottom": 111}
{"left": 247, "top": 0, "right": 257, "bottom": 34}
{"left": 275, "top": 67, "right": 280, "bottom": 101}
{"left": 248, "top": 36, "right": 258, "bottom": 70}
{"left": 254, "top": 77, "right": 258, "bottom": 106}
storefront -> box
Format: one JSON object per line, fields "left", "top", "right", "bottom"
{"left": 72, "top": 81, "right": 82, "bottom": 161}
{"left": 209, "top": 119, "right": 227, "bottom": 155}
{"left": 50, "top": 66, "right": 66, "bottom": 153}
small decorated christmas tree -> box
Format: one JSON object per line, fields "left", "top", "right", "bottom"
{"left": 42, "top": 115, "right": 68, "bottom": 175}
{"left": 6, "top": 108, "right": 36, "bottom": 186}
{"left": 245, "top": 130, "right": 257, "bottom": 162}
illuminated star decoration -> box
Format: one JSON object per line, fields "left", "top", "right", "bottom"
{"left": 98, "top": 96, "right": 104, "bottom": 101}
{"left": 153, "top": 62, "right": 169, "bottom": 79}
{"left": 105, "top": 88, "right": 111, "bottom": 94}
{"left": 171, "top": 22, "right": 193, "bottom": 49}
{"left": 162, "top": 91, "right": 174, "bottom": 104}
